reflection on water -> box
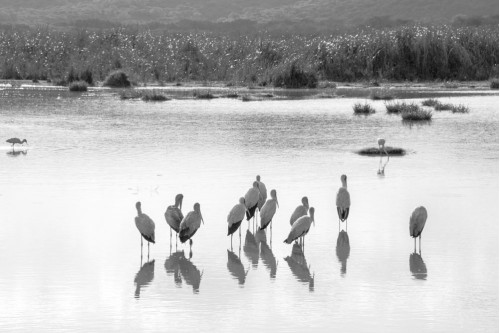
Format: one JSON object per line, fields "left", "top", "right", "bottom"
{"left": 409, "top": 252, "right": 428, "bottom": 280}
{"left": 377, "top": 155, "right": 389, "bottom": 176}
{"left": 134, "top": 259, "right": 155, "bottom": 298}
{"left": 244, "top": 229, "right": 259, "bottom": 268}
{"left": 255, "top": 230, "right": 277, "bottom": 279}
{"left": 284, "top": 243, "right": 314, "bottom": 291}
{"left": 178, "top": 253, "right": 203, "bottom": 293}
{"left": 227, "top": 249, "right": 248, "bottom": 286}
{"left": 336, "top": 231, "right": 350, "bottom": 276}
{"left": 6, "top": 148, "right": 28, "bottom": 157}
{"left": 164, "top": 251, "right": 184, "bottom": 288}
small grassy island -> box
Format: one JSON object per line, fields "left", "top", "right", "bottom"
{"left": 356, "top": 147, "right": 407, "bottom": 156}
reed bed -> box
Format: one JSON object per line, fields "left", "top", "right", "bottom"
{"left": 451, "top": 104, "right": 470, "bottom": 113}
{"left": 68, "top": 80, "right": 88, "bottom": 92}
{"left": 421, "top": 98, "right": 439, "bottom": 107}
{"left": 385, "top": 101, "right": 420, "bottom": 114}
{"left": 401, "top": 107, "right": 433, "bottom": 121}
{"left": 433, "top": 101, "right": 454, "bottom": 111}
{"left": 0, "top": 24, "right": 497, "bottom": 85}
{"left": 353, "top": 102, "right": 376, "bottom": 114}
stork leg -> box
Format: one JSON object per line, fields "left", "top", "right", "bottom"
{"left": 419, "top": 235, "right": 422, "bottom": 253}
{"left": 414, "top": 237, "right": 416, "bottom": 253}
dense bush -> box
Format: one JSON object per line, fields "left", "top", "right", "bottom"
{"left": 272, "top": 63, "right": 318, "bottom": 88}
{"left": 353, "top": 102, "right": 376, "bottom": 114}
{"left": 103, "top": 70, "right": 131, "bottom": 88}
{"left": 68, "top": 80, "right": 88, "bottom": 91}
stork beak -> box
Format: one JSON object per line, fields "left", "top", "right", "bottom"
{"left": 276, "top": 200, "right": 279, "bottom": 208}
{"left": 201, "top": 215, "right": 205, "bottom": 224}
{"left": 313, "top": 218, "right": 315, "bottom": 226}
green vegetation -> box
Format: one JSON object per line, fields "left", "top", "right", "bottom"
{"left": 193, "top": 90, "right": 216, "bottom": 99}
{"left": 103, "top": 70, "right": 131, "bottom": 88}
{"left": 385, "top": 102, "right": 419, "bottom": 114}
{"left": 0, "top": 25, "right": 497, "bottom": 85}
{"left": 491, "top": 79, "right": 499, "bottom": 89}
{"left": 119, "top": 90, "right": 142, "bottom": 100}
{"left": 357, "top": 147, "right": 406, "bottom": 156}
{"left": 369, "top": 89, "right": 395, "bottom": 100}
{"left": 451, "top": 104, "right": 470, "bottom": 113}
{"left": 141, "top": 91, "right": 171, "bottom": 101}
{"left": 433, "top": 101, "right": 454, "bottom": 111}
{"left": 353, "top": 102, "right": 376, "bottom": 115}
{"left": 421, "top": 98, "right": 439, "bottom": 107}
{"left": 68, "top": 80, "right": 88, "bottom": 92}
{"left": 401, "top": 107, "right": 432, "bottom": 121}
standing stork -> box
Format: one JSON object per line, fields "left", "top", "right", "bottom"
{"left": 378, "top": 138, "right": 388, "bottom": 156}
{"left": 256, "top": 175, "right": 267, "bottom": 212}
{"left": 244, "top": 181, "right": 261, "bottom": 225}
{"left": 228, "top": 197, "right": 247, "bottom": 245}
{"left": 134, "top": 202, "right": 155, "bottom": 256}
{"left": 336, "top": 175, "right": 350, "bottom": 229}
{"left": 409, "top": 206, "right": 428, "bottom": 253}
{"left": 284, "top": 207, "right": 315, "bottom": 249}
{"left": 165, "top": 193, "right": 184, "bottom": 245}
{"left": 179, "top": 203, "right": 204, "bottom": 250}
{"left": 259, "top": 189, "right": 278, "bottom": 231}
{"left": 290, "top": 196, "right": 309, "bottom": 226}
{"left": 6, "top": 138, "right": 28, "bottom": 147}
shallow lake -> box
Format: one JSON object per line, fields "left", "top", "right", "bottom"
{"left": 0, "top": 87, "right": 498, "bottom": 332}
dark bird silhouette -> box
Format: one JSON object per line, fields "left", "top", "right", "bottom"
{"left": 409, "top": 206, "right": 428, "bottom": 252}
{"left": 165, "top": 194, "right": 184, "bottom": 239}
{"left": 284, "top": 243, "right": 314, "bottom": 291}
{"left": 409, "top": 252, "right": 427, "bottom": 280}
{"left": 6, "top": 138, "right": 27, "bottom": 147}
{"left": 336, "top": 230, "right": 350, "bottom": 276}
{"left": 134, "top": 202, "right": 155, "bottom": 256}
{"left": 134, "top": 259, "right": 155, "bottom": 298}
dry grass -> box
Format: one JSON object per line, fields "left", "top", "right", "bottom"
{"left": 353, "top": 102, "right": 376, "bottom": 114}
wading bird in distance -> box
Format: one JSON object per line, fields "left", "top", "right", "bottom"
{"left": 228, "top": 197, "right": 247, "bottom": 243}
{"left": 378, "top": 138, "right": 388, "bottom": 156}
{"left": 259, "top": 189, "right": 278, "bottom": 231}
{"left": 336, "top": 175, "right": 350, "bottom": 228}
{"left": 6, "top": 138, "right": 28, "bottom": 147}
{"left": 284, "top": 207, "right": 315, "bottom": 248}
{"left": 179, "top": 203, "right": 204, "bottom": 248}
{"left": 135, "top": 202, "right": 155, "bottom": 254}
{"left": 290, "top": 196, "right": 309, "bottom": 226}
{"left": 409, "top": 206, "right": 428, "bottom": 253}
{"left": 245, "top": 181, "right": 261, "bottom": 223}
{"left": 256, "top": 175, "right": 267, "bottom": 212}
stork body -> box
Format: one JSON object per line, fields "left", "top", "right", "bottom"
{"left": 6, "top": 138, "right": 27, "bottom": 147}
{"left": 256, "top": 175, "right": 268, "bottom": 211}
{"left": 409, "top": 206, "right": 428, "bottom": 252}
{"left": 336, "top": 175, "right": 350, "bottom": 223}
{"left": 228, "top": 197, "right": 246, "bottom": 238}
{"left": 165, "top": 194, "right": 184, "bottom": 238}
{"left": 290, "top": 196, "right": 309, "bottom": 226}
{"left": 244, "top": 181, "right": 261, "bottom": 221}
{"left": 135, "top": 202, "right": 155, "bottom": 254}
{"left": 179, "top": 203, "right": 204, "bottom": 246}
{"left": 259, "top": 189, "right": 278, "bottom": 230}
{"left": 378, "top": 138, "right": 388, "bottom": 156}
{"left": 284, "top": 207, "right": 315, "bottom": 245}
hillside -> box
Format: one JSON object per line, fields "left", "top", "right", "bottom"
{"left": 0, "top": 0, "right": 498, "bottom": 29}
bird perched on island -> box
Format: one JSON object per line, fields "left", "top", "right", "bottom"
{"left": 244, "top": 181, "right": 261, "bottom": 222}
{"left": 134, "top": 202, "right": 155, "bottom": 253}
{"left": 336, "top": 175, "right": 351, "bottom": 225}
{"left": 165, "top": 194, "right": 184, "bottom": 239}
{"left": 179, "top": 203, "right": 204, "bottom": 247}
{"left": 409, "top": 206, "right": 428, "bottom": 253}
{"left": 290, "top": 196, "right": 309, "bottom": 225}
{"left": 259, "top": 189, "right": 279, "bottom": 231}
{"left": 256, "top": 175, "right": 267, "bottom": 212}
{"left": 227, "top": 197, "right": 247, "bottom": 240}
{"left": 284, "top": 207, "right": 315, "bottom": 246}
{"left": 6, "top": 138, "right": 28, "bottom": 147}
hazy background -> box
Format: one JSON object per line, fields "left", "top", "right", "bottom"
{"left": 0, "top": 0, "right": 498, "bottom": 33}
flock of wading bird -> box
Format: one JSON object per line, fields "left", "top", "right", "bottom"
{"left": 134, "top": 139, "right": 429, "bottom": 258}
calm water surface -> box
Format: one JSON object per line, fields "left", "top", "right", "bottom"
{"left": 0, "top": 88, "right": 498, "bottom": 332}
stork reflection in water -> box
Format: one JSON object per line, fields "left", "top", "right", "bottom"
{"left": 164, "top": 251, "right": 184, "bottom": 288}
{"left": 409, "top": 252, "right": 427, "bottom": 280}
{"left": 244, "top": 229, "right": 259, "bottom": 268}
{"left": 336, "top": 230, "right": 350, "bottom": 276}
{"left": 284, "top": 243, "right": 314, "bottom": 292}
{"left": 255, "top": 229, "right": 277, "bottom": 279}
{"left": 134, "top": 259, "right": 155, "bottom": 298}
{"left": 227, "top": 248, "right": 249, "bottom": 286}
{"left": 178, "top": 252, "right": 203, "bottom": 293}
{"left": 377, "top": 154, "right": 390, "bottom": 176}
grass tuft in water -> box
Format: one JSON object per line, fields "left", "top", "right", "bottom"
{"left": 193, "top": 90, "right": 216, "bottom": 99}
{"left": 369, "top": 89, "right": 395, "bottom": 100}
{"left": 141, "top": 91, "right": 171, "bottom": 102}
{"left": 421, "top": 98, "right": 439, "bottom": 107}
{"left": 353, "top": 102, "right": 376, "bottom": 114}
{"left": 401, "top": 107, "right": 432, "bottom": 121}
{"left": 433, "top": 101, "right": 454, "bottom": 111}
{"left": 385, "top": 101, "right": 419, "bottom": 114}
{"left": 68, "top": 80, "right": 88, "bottom": 92}
{"left": 451, "top": 104, "right": 470, "bottom": 113}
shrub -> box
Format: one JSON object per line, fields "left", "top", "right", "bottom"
{"left": 193, "top": 90, "right": 216, "bottom": 99}
{"left": 451, "top": 104, "right": 470, "bottom": 113}
{"left": 369, "top": 89, "right": 395, "bottom": 100}
{"left": 119, "top": 90, "right": 142, "bottom": 100}
{"left": 68, "top": 80, "right": 88, "bottom": 92}
{"left": 225, "top": 92, "right": 239, "bottom": 98}
{"left": 141, "top": 91, "right": 171, "bottom": 101}
{"left": 353, "top": 102, "right": 376, "bottom": 114}
{"left": 491, "top": 79, "right": 499, "bottom": 89}
{"left": 386, "top": 102, "right": 421, "bottom": 114}
{"left": 434, "top": 101, "right": 453, "bottom": 111}
{"left": 422, "top": 98, "right": 439, "bottom": 107}
{"left": 272, "top": 63, "right": 318, "bottom": 88}
{"left": 401, "top": 107, "right": 432, "bottom": 121}
{"left": 80, "top": 68, "right": 93, "bottom": 85}
{"left": 103, "top": 70, "right": 131, "bottom": 88}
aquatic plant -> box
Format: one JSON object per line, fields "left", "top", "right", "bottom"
{"left": 401, "top": 107, "right": 432, "bottom": 121}
{"left": 68, "top": 80, "right": 88, "bottom": 92}
{"left": 421, "top": 98, "right": 439, "bottom": 107}
{"left": 369, "top": 89, "right": 395, "bottom": 100}
{"left": 353, "top": 102, "right": 376, "bottom": 114}
{"left": 141, "top": 91, "right": 171, "bottom": 101}
{"left": 193, "top": 90, "right": 216, "bottom": 99}
{"left": 433, "top": 101, "right": 454, "bottom": 111}
{"left": 491, "top": 79, "right": 499, "bottom": 89}
{"left": 104, "top": 70, "right": 131, "bottom": 88}
{"left": 271, "top": 63, "right": 318, "bottom": 88}
{"left": 119, "top": 90, "right": 142, "bottom": 99}
{"left": 357, "top": 147, "right": 406, "bottom": 156}
{"left": 451, "top": 104, "right": 470, "bottom": 113}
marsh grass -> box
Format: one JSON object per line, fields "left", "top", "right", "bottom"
{"left": 451, "top": 104, "right": 470, "bottom": 113}
{"left": 369, "top": 89, "right": 395, "bottom": 100}
{"left": 193, "top": 90, "right": 217, "bottom": 99}
{"left": 401, "top": 107, "right": 432, "bottom": 121}
{"left": 68, "top": 80, "right": 88, "bottom": 92}
{"left": 434, "top": 101, "right": 454, "bottom": 111}
{"left": 353, "top": 102, "right": 376, "bottom": 114}
{"left": 357, "top": 147, "right": 406, "bottom": 156}
{"left": 104, "top": 70, "right": 131, "bottom": 88}
{"left": 385, "top": 101, "right": 419, "bottom": 114}
{"left": 141, "top": 91, "right": 171, "bottom": 101}
{"left": 491, "top": 79, "right": 499, "bottom": 89}
{"left": 422, "top": 98, "right": 439, "bottom": 107}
